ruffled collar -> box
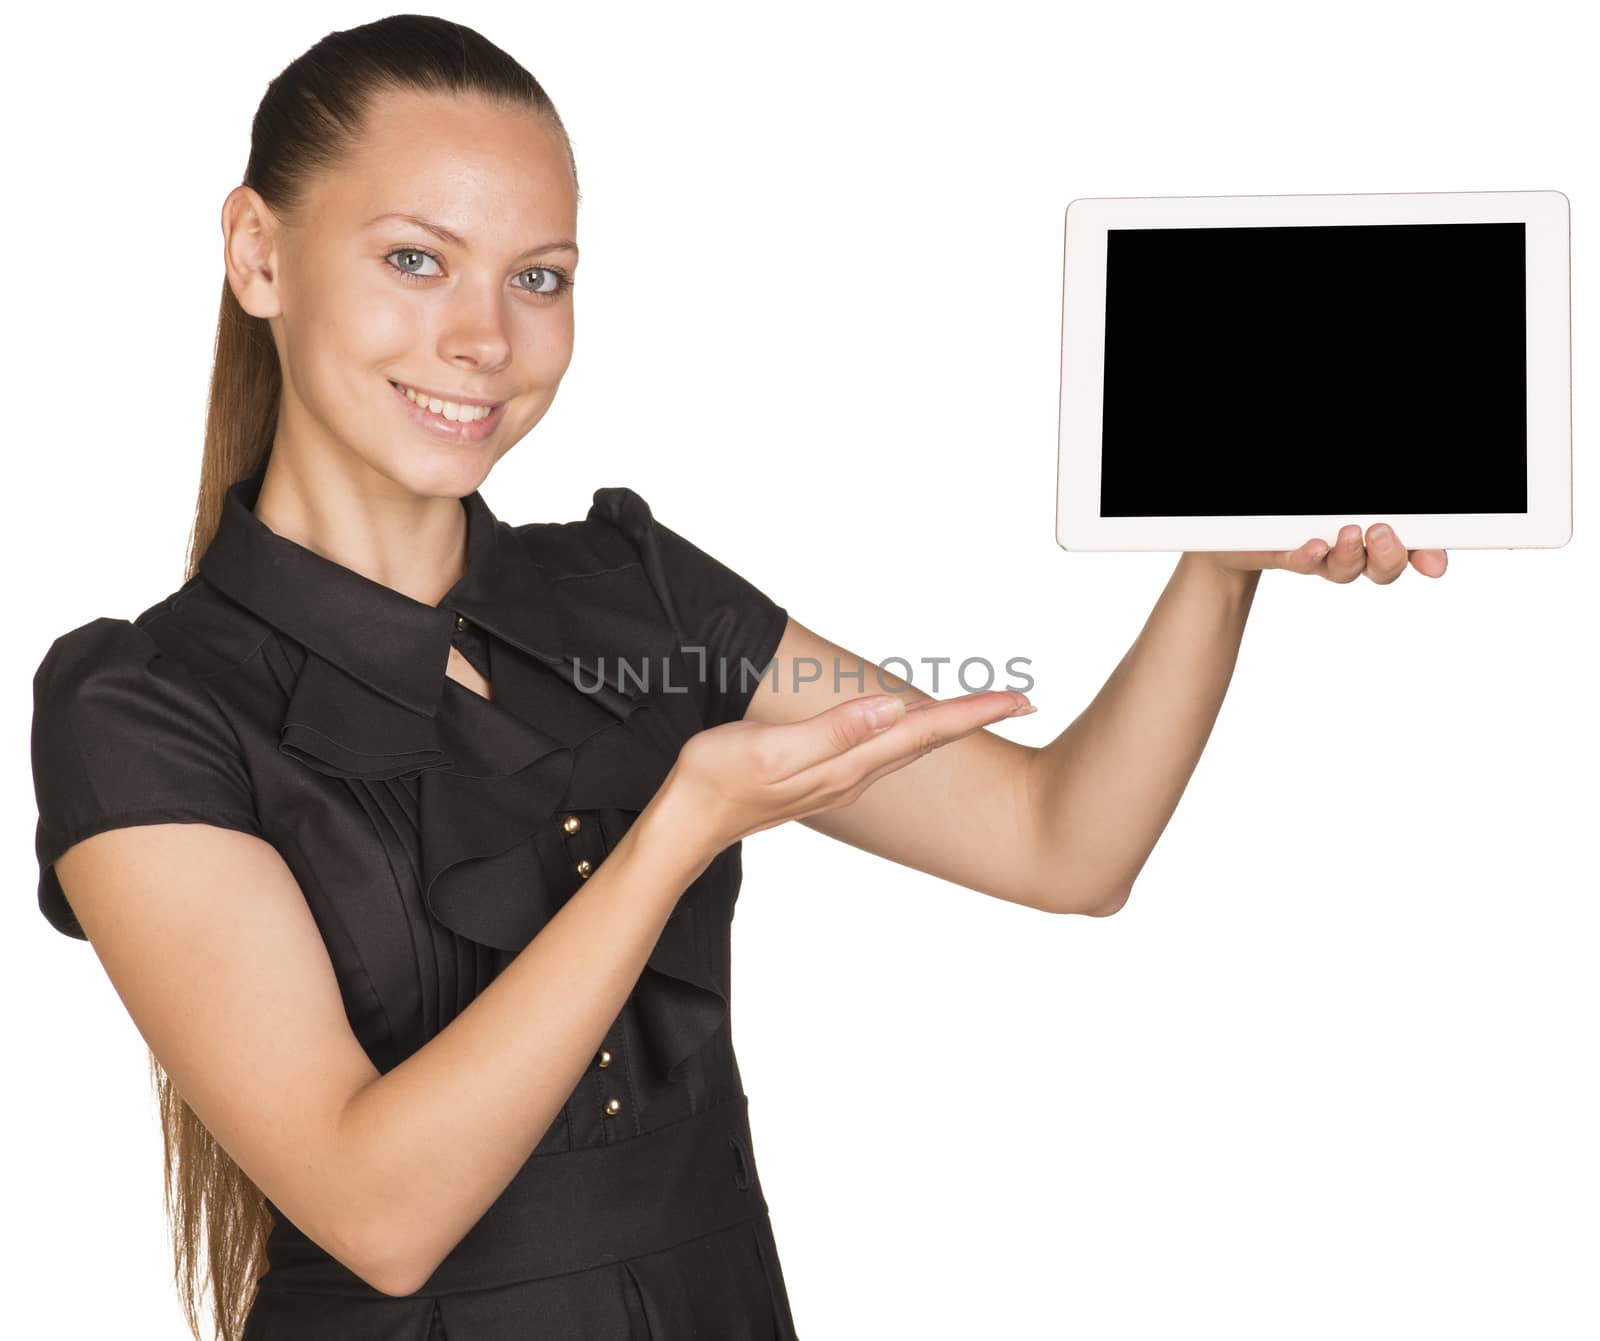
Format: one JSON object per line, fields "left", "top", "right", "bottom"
{"left": 199, "top": 470, "right": 633, "bottom": 709}
{"left": 196, "top": 469, "right": 727, "bottom": 1090}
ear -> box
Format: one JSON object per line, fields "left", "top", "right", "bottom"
{"left": 221, "top": 184, "right": 284, "bottom": 320}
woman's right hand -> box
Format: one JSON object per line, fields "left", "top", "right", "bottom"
{"left": 660, "top": 689, "right": 1036, "bottom": 856}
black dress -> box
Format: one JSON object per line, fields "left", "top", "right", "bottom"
{"left": 29, "top": 470, "right": 799, "bottom": 1339}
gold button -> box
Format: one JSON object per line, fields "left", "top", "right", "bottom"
{"left": 576, "top": 859, "right": 593, "bottom": 879}
{"left": 604, "top": 1097, "right": 621, "bottom": 1117}
{"left": 597, "top": 1048, "right": 612, "bottom": 1069}
{"left": 454, "top": 614, "right": 466, "bottom": 632}
{"left": 562, "top": 815, "right": 581, "bottom": 834}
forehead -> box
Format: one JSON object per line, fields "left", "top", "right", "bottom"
{"left": 312, "top": 88, "right": 576, "bottom": 235}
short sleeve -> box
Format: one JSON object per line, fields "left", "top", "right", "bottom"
{"left": 31, "top": 617, "right": 263, "bottom": 940}
{"left": 588, "top": 487, "right": 789, "bottom": 729}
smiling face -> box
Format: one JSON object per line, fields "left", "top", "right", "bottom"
{"left": 226, "top": 86, "right": 579, "bottom": 499}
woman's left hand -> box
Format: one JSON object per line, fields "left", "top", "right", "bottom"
{"left": 1194, "top": 523, "right": 1448, "bottom": 583}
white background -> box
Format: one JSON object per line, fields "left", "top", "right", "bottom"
{"left": 4, "top": 2, "right": 1594, "bottom": 1337}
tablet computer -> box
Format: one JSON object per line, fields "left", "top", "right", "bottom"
{"left": 1055, "top": 190, "right": 1571, "bottom": 552}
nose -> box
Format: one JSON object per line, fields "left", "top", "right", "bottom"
{"left": 437, "top": 285, "right": 514, "bottom": 373}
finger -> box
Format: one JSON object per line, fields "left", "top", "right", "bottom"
{"left": 1409, "top": 548, "right": 1449, "bottom": 579}
{"left": 1323, "top": 523, "right": 1367, "bottom": 584}
{"left": 778, "top": 689, "right": 1023, "bottom": 777}
{"left": 890, "top": 690, "right": 1030, "bottom": 728}
{"left": 852, "top": 692, "right": 1032, "bottom": 778}
{"left": 901, "top": 690, "right": 1029, "bottom": 717}
{"left": 782, "top": 691, "right": 1030, "bottom": 815}
{"left": 828, "top": 690, "right": 1028, "bottom": 778}
{"left": 1361, "top": 523, "right": 1409, "bottom": 585}
{"left": 1285, "top": 538, "right": 1332, "bottom": 574}
{"left": 785, "top": 692, "right": 916, "bottom": 773}
{"left": 898, "top": 694, "right": 1029, "bottom": 716}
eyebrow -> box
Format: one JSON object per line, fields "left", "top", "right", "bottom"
{"left": 364, "top": 211, "right": 579, "bottom": 260}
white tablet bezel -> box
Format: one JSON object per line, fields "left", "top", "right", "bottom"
{"left": 1054, "top": 190, "right": 1572, "bottom": 552}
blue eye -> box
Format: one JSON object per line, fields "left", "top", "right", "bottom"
{"left": 383, "top": 246, "right": 575, "bottom": 301}
{"left": 515, "top": 266, "right": 576, "bottom": 298}
{"left": 385, "top": 247, "right": 444, "bottom": 280}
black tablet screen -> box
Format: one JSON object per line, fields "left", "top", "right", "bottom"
{"left": 1100, "top": 221, "right": 1526, "bottom": 517}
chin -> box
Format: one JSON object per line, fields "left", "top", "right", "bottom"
{"left": 353, "top": 444, "right": 491, "bottom": 502}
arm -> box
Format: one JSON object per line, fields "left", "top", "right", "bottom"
{"left": 1024, "top": 555, "right": 1260, "bottom": 913}
{"left": 55, "top": 786, "right": 714, "bottom": 1297}
{"left": 1044, "top": 528, "right": 1444, "bottom": 907}
{"left": 745, "top": 556, "right": 1259, "bottom": 916}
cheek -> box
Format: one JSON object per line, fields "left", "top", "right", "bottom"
{"left": 517, "top": 306, "right": 576, "bottom": 382}
{"left": 331, "top": 280, "right": 423, "bottom": 363}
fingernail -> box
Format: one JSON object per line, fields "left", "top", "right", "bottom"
{"left": 1009, "top": 704, "right": 1038, "bottom": 717}
{"left": 1370, "top": 524, "right": 1391, "bottom": 544}
{"left": 865, "top": 696, "right": 904, "bottom": 729}
{"left": 1310, "top": 543, "right": 1330, "bottom": 560}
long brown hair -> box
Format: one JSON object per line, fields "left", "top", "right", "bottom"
{"left": 163, "top": 16, "right": 578, "bottom": 1338}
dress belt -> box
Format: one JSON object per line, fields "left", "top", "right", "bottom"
{"left": 256, "top": 1093, "right": 768, "bottom": 1297}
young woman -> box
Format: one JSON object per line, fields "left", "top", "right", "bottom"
{"left": 28, "top": 15, "right": 1448, "bottom": 1341}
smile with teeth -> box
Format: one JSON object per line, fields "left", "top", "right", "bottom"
{"left": 389, "top": 380, "right": 498, "bottom": 422}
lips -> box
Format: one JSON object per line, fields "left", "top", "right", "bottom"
{"left": 387, "top": 379, "right": 501, "bottom": 412}
{"left": 387, "top": 377, "right": 507, "bottom": 444}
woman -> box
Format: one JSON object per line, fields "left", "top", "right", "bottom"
{"left": 28, "top": 14, "right": 1447, "bottom": 1341}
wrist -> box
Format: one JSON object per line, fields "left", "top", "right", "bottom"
{"left": 1179, "top": 551, "right": 1262, "bottom": 592}
{"left": 629, "top": 766, "right": 726, "bottom": 883}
